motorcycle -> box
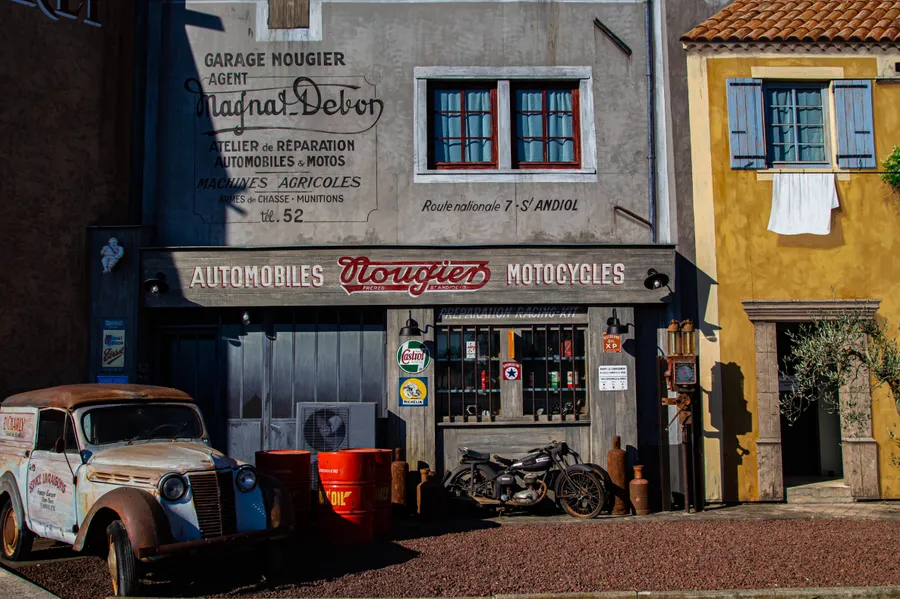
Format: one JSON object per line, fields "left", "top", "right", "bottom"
{"left": 442, "top": 440, "right": 610, "bottom": 519}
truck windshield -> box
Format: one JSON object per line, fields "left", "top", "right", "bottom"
{"left": 81, "top": 404, "right": 203, "bottom": 445}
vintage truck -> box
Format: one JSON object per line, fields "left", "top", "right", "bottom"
{"left": 0, "top": 384, "right": 294, "bottom": 596}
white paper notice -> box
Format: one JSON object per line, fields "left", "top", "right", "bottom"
{"left": 466, "top": 341, "right": 476, "bottom": 359}
{"left": 598, "top": 365, "right": 628, "bottom": 391}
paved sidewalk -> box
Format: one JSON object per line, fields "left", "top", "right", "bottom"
{"left": 0, "top": 563, "right": 60, "bottom": 599}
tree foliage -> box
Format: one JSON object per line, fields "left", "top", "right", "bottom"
{"left": 882, "top": 145, "right": 900, "bottom": 194}
{"left": 779, "top": 304, "right": 900, "bottom": 428}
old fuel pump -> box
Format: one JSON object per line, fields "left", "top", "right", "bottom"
{"left": 662, "top": 319, "right": 699, "bottom": 513}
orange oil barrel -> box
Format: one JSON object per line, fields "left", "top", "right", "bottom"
{"left": 342, "top": 448, "right": 392, "bottom": 539}
{"left": 317, "top": 450, "right": 376, "bottom": 544}
{"left": 255, "top": 450, "right": 312, "bottom": 535}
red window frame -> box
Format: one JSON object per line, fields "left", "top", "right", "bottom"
{"left": 512, "top": 82, "right": 581, "bottom": 170}
{"left": 428, "top": 82, "right": 498, "bottom": 170}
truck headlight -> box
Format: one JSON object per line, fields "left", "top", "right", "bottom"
{"left": 236, "top": 466, "right": 258, "bottom": 492}
{"left": 159, "top": 473, "right": 187, "bottom": 501}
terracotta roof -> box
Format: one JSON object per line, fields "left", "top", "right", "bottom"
{"left": 2, "top": 384, "right": 193, "bottom": 410}
{"left": 682, "top": 0, "right": 900, "bottom": 43}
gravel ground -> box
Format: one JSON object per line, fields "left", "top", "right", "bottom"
{"left": 8, "top": 518, "right": 900, "bottom": 599}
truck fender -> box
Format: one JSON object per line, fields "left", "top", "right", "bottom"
{"left": 0, "top": 472, "right": 27, "bottom": 531}
{"left": 73, "top": 487, "right": 173, "bottom": 553}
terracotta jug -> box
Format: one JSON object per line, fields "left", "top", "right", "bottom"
{"left": 629, "top": 465, "right": 650, "bottom": 515}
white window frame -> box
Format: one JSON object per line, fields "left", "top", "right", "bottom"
{"left": 414, "top": 66, "right": 598, "bottom": 184}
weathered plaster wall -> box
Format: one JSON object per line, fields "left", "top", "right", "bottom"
{"left": 0, "top": 1, "right": 135, "bottom": 398}
{"left": 694, "top": 54, "right": 900, "bottom": 501}
{"left": 147, "top": 0, "right": 658, "bottom": 246}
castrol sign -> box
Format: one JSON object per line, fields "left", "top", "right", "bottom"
{"left": 397, "top": 340, "right": 431, "bottom": 374}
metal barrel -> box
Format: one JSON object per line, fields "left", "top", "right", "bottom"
{"left": 342, "top": 448, "right": 392, "bottom": 539}
{"left": 317, "top": 450, "right": 376, "bottom": 544}
{"left": 255, "top": 450, "right": 311, "bottom": 535}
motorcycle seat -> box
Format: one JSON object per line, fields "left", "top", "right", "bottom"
{"left": 493, "top": 455, "right": 514, "bottom": 466}
{"left": 458, "top": 447, "right": 490, "bottom": 461}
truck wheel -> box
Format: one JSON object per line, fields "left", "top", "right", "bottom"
{"left": 1, "top": 500, "right": 33, "bottom": 561}
{"left": 106, "top": 520, "right": 139, "bottom": 597}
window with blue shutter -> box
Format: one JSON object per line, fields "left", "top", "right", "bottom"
{"left": 763, "top": 84, "right": 828, "bottom": 166}
{"left": 726, "top": 78, "right": 766, "bottom": 170}
{"left": 834, "top": 80, "right": 876, "bottom": 169}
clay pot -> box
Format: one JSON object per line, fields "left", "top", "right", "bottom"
{"left": 629, "top": 465, "right": 650, "bottom": 515}
{"left": 607, "top": 435, "right": 627, "bottom": 515}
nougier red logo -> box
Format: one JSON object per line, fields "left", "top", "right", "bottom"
{"left": 337, "top": 257, "right": 491, "bottom": 296}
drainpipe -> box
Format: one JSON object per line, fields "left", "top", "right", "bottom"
{"left": 129, "top": 0, "right": 149, "bottom": 226}
{"left": 645, "top": 0, "right": 657, "bottom": 244}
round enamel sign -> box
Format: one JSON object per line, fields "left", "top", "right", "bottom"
{"left": 397, "top": 340, "right": 431, "bottom": 374}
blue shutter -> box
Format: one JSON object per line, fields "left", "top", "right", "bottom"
{"left": 726, "top": 78, "right": 766, "bottom": 170}
{"left": 834, "top": 79, "right": 876, "bottom": 169}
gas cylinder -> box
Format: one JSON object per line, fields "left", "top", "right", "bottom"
{"left": 607, "top": 435, "right": 627, "bottom": 515}
{"left": 391, "top": 447, "right": 408, "bottom": 514}
{"left": 629, "top": 465, "right": 650, "bottom": 515}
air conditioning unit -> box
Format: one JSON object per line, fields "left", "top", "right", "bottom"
{"left": 295, "top": 402, "right": 377, "bottom": 489}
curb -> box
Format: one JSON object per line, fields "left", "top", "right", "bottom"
{"left": 0, "top": 564, "right": 62, "bottom": 599}
{"left": 111, "top": 589, "right": 900, "bottom": 599}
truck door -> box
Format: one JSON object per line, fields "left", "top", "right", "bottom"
{"left": 26, "top": 409, "right": 78, "bottom": 544}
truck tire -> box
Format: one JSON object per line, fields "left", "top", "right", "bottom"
{"left": 0, "top": 500, "right": 33, "bottom": 561}
{"left": 106, "top": 520, "right": 139, "bottom": 597}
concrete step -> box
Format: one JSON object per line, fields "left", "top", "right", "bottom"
{"left": 786, "top": 479, "right": 853, "bottom": 504}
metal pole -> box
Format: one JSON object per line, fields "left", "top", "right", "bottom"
{"left": 681, "top": 421, "right": 690, "bottom": 513}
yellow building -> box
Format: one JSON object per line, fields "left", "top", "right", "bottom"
{"left": 682, "top": 0, "right": 900, "bottom": 503}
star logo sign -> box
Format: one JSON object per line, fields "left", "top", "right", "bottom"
{"left": 501, "top": 362, "right": 521, "bottom": 381}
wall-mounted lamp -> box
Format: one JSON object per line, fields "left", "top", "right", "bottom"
{"left": 242, "top": 311, "right": 251, "bottom": 326}
{"left": 606, "top": 308, "right": 631, "bottom": 335}
{"left": 399, "top": 311, "right": 433, "bottom": 337}
{"left": 643, "top": 268, "right": 670, "bottom": 291}
{"left": 142, "top": 272, "right": 169, "bottom": 295}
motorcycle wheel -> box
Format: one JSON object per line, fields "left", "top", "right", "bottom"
{"left": 444, "top": 464, "right": 495, "bottom": 499}
{"left": 558, "top": 470, "right": 605, "bottom": 519}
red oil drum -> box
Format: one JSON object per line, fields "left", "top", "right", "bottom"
{"left": 317, "top": 451, "right": 376, "bottom": 544}
{"left": 255, "top": 450, "right": 311, "bottom": 535}
{"left": 342, "top": 449, "right": 392, "bottom": 539}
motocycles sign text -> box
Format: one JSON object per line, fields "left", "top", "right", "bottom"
{"left": 143, "top": 247, "right": 674, "bottom": 307}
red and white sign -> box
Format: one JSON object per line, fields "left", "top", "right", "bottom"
{"left": 338, "top": 257, "right": 491, "bottom": 296}
{"left": 0, "top": 412, "right": 35, "bottom": 443}
{"left": 603, "top": 334, "right": 622, "bottom": 353}
{"left": 502, "top": 362, "right": 521, "bottom": 381}
{"left": 506, "top": 263, "right": 625, "bottom": 287}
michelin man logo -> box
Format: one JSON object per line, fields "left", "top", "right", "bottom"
{"left": 401, "top": 381, "right": 422, "bottom": 399}
{"left": 100, "top": 238, "right": 125, "bottom": 273}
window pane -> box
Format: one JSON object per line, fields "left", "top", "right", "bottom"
{"left": 515, "top": 89, "right": 543, "bottom": 111}
{"left": 548, "top": 139, "right": 575, "bottom": 162}
{"left": 434, "top": 89, "right": 461, "bottom": 111}
{"left": 465, "top": 113, "right": 491, "bottom": 138}
{"left": 516, "top": 112, "right": 543, "bottom": 138}
{"left": 433, "top": 112, "right": 461, "bottom": 138}
{"left": 797, "top": 107, "right": 823, "bottom": 125}
{"left": 547, "top": 113, "right": 573, "bottom": 138}
{"left": 772, "top": 144, "right": 795, "bottom": 162}
{"left": 465, "top": 89, "right": 489, "bottom": 112}
{"left": 768, "top": 105, "right": 794, "bottom": 125}
{"left": 797, "top": 125, "right": 824, "bottom": 145}
{"left": 546, "top": 89, "right": 572, "bottom": 111}
{"left": 769, "top": 125, "right": 794, "bottom": 145}
{"left": 767, "top": 88, "right": 793, "bottom": 107}
{"left": 799, "top": 144, "right": 825, "bottom": 162}
{"left": 434, "top": 139, "right": 462, "bottom": 163}
{"left": 465, "top": 139, "right": 492, "bottom": 162}
{"left": 517, "top": 139, "right": 544, "bottom": 162}
{"left": 796, "top": 89, "right": 822, "bottom": 107}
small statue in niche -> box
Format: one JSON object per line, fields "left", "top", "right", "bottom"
{"left": 100, "top": 237, "right": 125, "bottom": 273}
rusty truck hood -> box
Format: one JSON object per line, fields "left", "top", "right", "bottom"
{"left": 88, "top": 442, "right": 240, "bottom": 474}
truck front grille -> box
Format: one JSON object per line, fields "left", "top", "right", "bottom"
{"left": 188, "top": 471, "right": 238, "bottom": 538}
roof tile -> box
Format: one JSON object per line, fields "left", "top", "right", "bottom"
{"left": 682, "top": 0, "right": 900, "bottom": 42}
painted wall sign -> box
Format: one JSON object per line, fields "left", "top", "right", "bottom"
{"left": 502, "top": 362, "right": 521, "bottom": 381}
{"left": 101, "top": 319, "right": 125, "bottom": 370}
{"left": 399, "top": 377, "right": 428, "bottom": 407}
{"left": 603, "top": 334, "right": 622, "bottom": 353}
{"left": 397, "top": 340, "right": 431, "bottom": 374}
{"left": 10, "top": 0, "right": 101, "bottom": 27}
{"left": 142, "top": 247, "right": 674, "bottom": 307}
{"left": 598, "top": 365, "right": 628, "bottom": 391}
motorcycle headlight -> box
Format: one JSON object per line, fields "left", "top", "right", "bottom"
{"left": 236, "top": 466, "right": 258, "bottom": 492}
{"left": 159, "top": 474, "right": 187, "bottom": 502}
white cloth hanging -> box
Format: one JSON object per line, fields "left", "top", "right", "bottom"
{"left": 767, "top": 172, "right": 840, "bottom": 236}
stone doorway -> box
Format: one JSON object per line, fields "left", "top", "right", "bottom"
{"left": 742, "top": 300, "right": 881, "bottom": 503}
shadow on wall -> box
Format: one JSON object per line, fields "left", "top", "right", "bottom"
{"left": 712, "top": 361, "right": 752, "bottom": 502}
